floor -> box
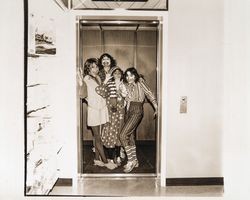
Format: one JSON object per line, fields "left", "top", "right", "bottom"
{"left": 82, "top": 141, "right": 156, "bottom": 174}
{"left": 49, "top": 141, "right": 223, "bottom": 197}
{"left": 50, "top": 177, "right": 224, "bottom": 197}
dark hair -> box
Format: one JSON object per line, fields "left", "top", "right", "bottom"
{"left": 83, "top": 58, "right": 99, "bottom": 76}
{"left": 124, "top": 67, "right": 141, "bottom": 83}
{"left": 98, "top": 53, "right": 117, "bottom": 70}
{"left": 110, "top": 67, "right": 124, "bottom": 81}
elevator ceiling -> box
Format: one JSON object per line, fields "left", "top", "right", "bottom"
{"left": 80, "top": 20, "right": 159, "bottom": 31}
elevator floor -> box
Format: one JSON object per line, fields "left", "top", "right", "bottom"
{"left": 82, "top": 141, "right": 156, "bottom": 174}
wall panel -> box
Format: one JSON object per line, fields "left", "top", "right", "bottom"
{"left": 80, "top": 28, "right": 158, "bottom": 141}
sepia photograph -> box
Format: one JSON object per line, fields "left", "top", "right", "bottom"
{"left": 2, "top": 0, "right": 250, "bottom": 199}
{"left": 34, "top": 16, "right": 56, "bottom": 55}
{"left": 28, "top": 13, "right": 56, "bottom": 56}
{"left": 24, "top": 0, "right": 225, "bottom": 197}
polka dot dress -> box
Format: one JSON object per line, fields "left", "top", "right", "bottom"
{"left": 102, "top": 96, "right": 125, "bottom": 148}
{"left": 96, "top": 84, "right": 125, "bottom": 148}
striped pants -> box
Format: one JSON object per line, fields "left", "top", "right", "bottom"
{"left": 119, "top": 102, "right": 143, "bottom": 163}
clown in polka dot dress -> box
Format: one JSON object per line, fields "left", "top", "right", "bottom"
{"left": 96, "top": 67, "right": 127, "bottom": 163}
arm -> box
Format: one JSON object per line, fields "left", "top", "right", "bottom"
{"left": 79, "top": 79, "right": 88, "bottom": 99}
{"left": 139, "top": 79, "right": 158, "bottom": 117}
{"left": 77, "top": 67, "right": 84, "bottom": 86}
{"left": 77, "top": 67, "right": 89, "bottom": 99}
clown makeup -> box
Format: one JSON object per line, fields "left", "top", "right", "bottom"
{"left": 101, "top": 56, "right": 111, "bottom": 69}
{"left": 126, "top": 71, "right": 136, "bottom": 84}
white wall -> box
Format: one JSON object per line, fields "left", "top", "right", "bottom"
{"left": 223, "top": 0, "right": 250, "bottom": 198}
{"left": 166, "top": 0, "right": 224, "bottom": 177}
{"left": 0, "top": 1, "right": 24, "bottom": 198}
{"left": 28, "top": 0, "right": 77, "bottom": 179}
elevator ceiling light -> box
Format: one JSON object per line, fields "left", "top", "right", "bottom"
{"left": 80, "top": 20, "right": 159, "bottom": 31}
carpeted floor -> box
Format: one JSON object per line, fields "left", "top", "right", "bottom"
{"left": 82, "top": 141, "right": 156, "bottom": 174}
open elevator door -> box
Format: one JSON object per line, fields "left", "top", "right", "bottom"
{"left": 76, "top": 18, "right": 162, "bottom": 177}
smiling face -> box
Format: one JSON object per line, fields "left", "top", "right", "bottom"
{"left": 125, "top": 71, "right": 136, "bottom": 84}
{"left": 89, "top": 63, "right": 99, "bottom": 77}
{"left": 101, "top": 56, "right": 111, "bottom": 68}
{"left": 113, "top": 69, "right": 122, "bottom": 81}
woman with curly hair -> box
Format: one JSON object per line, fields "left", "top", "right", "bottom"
{"left": 98, "top": 53, "right": 117, "bottom": 84}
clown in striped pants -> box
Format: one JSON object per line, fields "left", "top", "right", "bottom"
{"left": 119, "top": 102, "right": 143, "bottom": 172}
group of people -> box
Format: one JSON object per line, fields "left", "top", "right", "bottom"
{"left": 78, "top": 53, "right": 158, "bottom": 173}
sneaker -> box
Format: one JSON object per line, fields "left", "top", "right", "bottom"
{"left": 120, "top": 148, "right": 126, "bottom": 159}
{"left": 123, "top": 160, "right": 138, "bottom": 173}
{"left": 116, "top": 157, "right": 122, "bottom": 164}
{"left": 104, "top": 161, "right": 117, "bottom": 170}
{"left": 114, "top": 156, "right": 121, "bottom": 166}
{"left": 94, "top": 159, "right": 105, "bottom": 167}
{"left": 123, "top": 160, "right": 139, "bottom": 169}
{"left": 107, "top": 159, "right": 114, "bottom": 163}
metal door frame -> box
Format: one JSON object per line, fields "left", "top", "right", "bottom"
{"left": 76, "top": 17, "right": 163, "bottom": 179}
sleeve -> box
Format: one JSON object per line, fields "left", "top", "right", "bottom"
{"left": 79, "top": 80, "right": 87, "bottom": 99}
{"left": 107, "top": 81, "right": 117, "bottom": 98}
{"left": 118, "top": 83, "right": 128, "bottom": 98}
{"left": 139, "top": 78, "right": 157, "bottom": 108}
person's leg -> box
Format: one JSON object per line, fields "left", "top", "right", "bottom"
{"left": 130, "top": 145, "right": 138, "bottom": 164}
{"left": 92, "top": 137, "right": 101, "bottom": 159}
{"left": 91, "top": 126, "right": 107, "bottom": 163}
{"left": 114, "top": 146, "right": 122, "bottom": 165}
{"left": 115, "top": 146, "right": 121, "bottom": 157}
{"left": 128, "top": 133, "right": 138, "bottom": 164}
{"left": 91, "top": 125, "right": 117, "bottom": 170}
{"left": 106, "top": 148, "right": 113, "bottom": 159}
{"left": 120, "top": 113, "right": 142, "bottom": 170}
{"left": 120, "top": 112, "right": 142, "bottom": 147}
{"left": 118, "top": 145, "right": 126, "bottom": 159}
{"left": 124, "top": 146, "right": 133, "bottom": 163}
{"left": 120, "top": 102, "right": 143, "bottom": 172}
{"left": 107, "top": 147, "right": 116, "bottom": 162}
{"left": 111, "top": 148, "right": 116, "bottom": 160}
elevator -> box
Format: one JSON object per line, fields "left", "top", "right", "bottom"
{"left": 76, "top": 17, "right": 163, "bottom": 177}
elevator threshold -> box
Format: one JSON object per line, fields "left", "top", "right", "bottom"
{"left": 78, "top": 173, "right": 158, "bottom": 178}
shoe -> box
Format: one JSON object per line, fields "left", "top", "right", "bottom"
{"left": 94, "top": 159, "right": 105, "bottom": 167}
{"left": 123, "top": 160, "right": 139, "bottom": 169}
{"left": 116, "top": 157, "right": 121, "bottom": 164}
{"left": 107, "top": 159, "right": 114, "bottom": 163}
{"left": 104, "top": 161, "right": 117, "bottom": 170}
{"left": 123, "top": 160, "right": 138, "bottom": 173}
{"left": 114, "top": 157, "right": 121, "bottom": 166}
{"left": 120, "top": 148, "right": 126, "bottom": 159}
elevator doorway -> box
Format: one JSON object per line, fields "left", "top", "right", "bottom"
{"left": 77, "top": 17, "right": 162, "bottom": 177}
